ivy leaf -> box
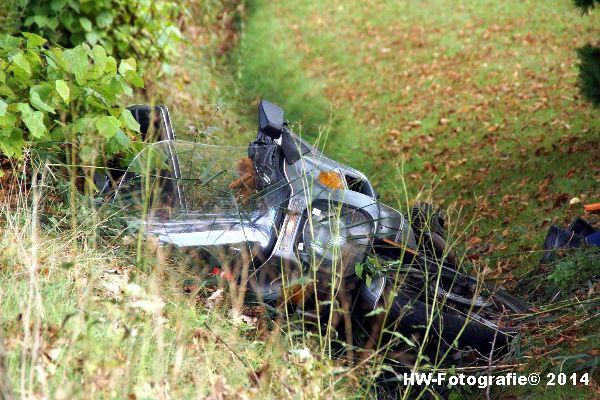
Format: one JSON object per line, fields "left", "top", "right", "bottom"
{"left": 30, "top": 85, "right": 55, "bottom": 114}
{"left": 0, "top": 99, "right": 6, "bottom": 117}
{"left": 17, "top": 103, "right": 46, "bottom": 138}
{"left": 25, "top": 48, "right": 42, "bottom": 69}
{"left": 55, "top": 80, "right": 70, "bottom": 103}
{"left": 96, "top": 115, "right": 121, "bottom": 138}
{"left": 121, "top": 109, "right": 140, "bottom": 132}
{"left": 79, "top": 17, "right": 93, "bottom": 32}
{"left": 25, "top": 15, "right": 49, "bottom": 29}
{"left": 22, "top": 32, "right": 47, "bottom": 48}
{"left": 10, "top": 51, "right": 31, "bottom": 76}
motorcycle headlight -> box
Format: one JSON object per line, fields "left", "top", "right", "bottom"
{"left": 300, "top": 204, "right": 372, "bottom": 273}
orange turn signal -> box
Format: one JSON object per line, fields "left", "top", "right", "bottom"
{"left": 317, "top": 171, "right": 345, "bottom": 189}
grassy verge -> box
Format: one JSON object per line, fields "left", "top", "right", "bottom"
{"left": 0, "top": 151, "right": 355, "bottom": 399}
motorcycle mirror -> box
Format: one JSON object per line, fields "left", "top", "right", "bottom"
{"left": 258, "top": 99, "right": 284, "bottom": 139}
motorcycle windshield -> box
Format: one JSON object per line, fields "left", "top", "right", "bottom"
{"left": 113, "top": 140, "right": 284, "bottom": 257}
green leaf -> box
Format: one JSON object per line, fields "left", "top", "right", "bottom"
{"left": 91, "top": 45, "right": 108, "bottom": 71}
{"left": 10, "top": 52, "right": 31, "bottom": 76}
{"left": 0, "top": 128, "right": 24, "bottom": 158}
{"left": 25, "top": 49, "right": 42, "bottom": 69}
{"left": 96, "top": 115, "right": 121, "bottom": 138}
{"left": 114, "top": 130, "right": 131, "bottom": 147}
{"left": 354, "top": 262, "right": 363, "bottom": 279}
{"left": 0, "top": 85, "right": 15, "bottom": 99}
{"left": 96, "top": 12, "right": 114, "bottom": 29}
{"left": 365, "top": 307, "right": 386, "bottom": 317}
{"left": 73, "top": 116, "right": 96, "bottom": 133}
{"left": 79, "top": 17, "right": 93, "bottom": 32}
{"left": 118, "top": 58, "right": 136, "bottom": 75}
{"left": 22, "top": 32, "right": 47, "bottom": 48}
{"left": 121, "top": 109, "right": 140, "bottom": 132}
{"left": 79, "top": 145, "right": 95, "bottom": 163}
{"left": 118, "top": 59, "right": 143, "bottom": 88}
{"left": 0, "top": 34, "right": 22, "bottom": 49}
{"left": 47, "top": 17, "right": 60, "bottom": 31}
{"left": 67, "top": 0, "right": 80, "bottom": 13}
{"left": 50, "top": 0, "right": 68, "bottom": 11}
{"left": 0, "top": 114, "right": 16, "bottom": 128}
{"left": 30, "top": 86, "right": 55, "bottom": 114}
{"left": 123, "top": 70, "right": 144, "bottom": 88}
{"left": 31, "top": 15, "right": 49, "bottom": 29}
{"left": 385, "top": 330, "right": 417, "bottom": 348}
{"left": 63, "top": 45, "right": 90, "bottom": 85}
{"left": 58, "top": 12, "right": 76, "bottom": 32}
{"left": 104, "top": 56, "right": 117, "bottom": 75}
{"left": 85, "top": 31, "right": 101, "bottom": 46}
{"left": 17, "top": 103, "right": 46, "bottom": 138}
{"left": 107, "top": 130, "right": 131, "bottom": 155}
{"left": 49, "top": 48, "right": 66, "bottom": 70}
{"left": 85, "top": 93, "right": 110, "bottom": 110}
{"left": 55, "top": 80, "right": 70, "bottom": 103}
{"left": 0, "top": 99, "right": 6, "bottom": 117}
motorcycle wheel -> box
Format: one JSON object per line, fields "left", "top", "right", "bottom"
{"left": 376, "top": 265, "right": 529, "bottom": 356}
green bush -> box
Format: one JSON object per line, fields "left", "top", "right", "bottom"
{"left": 548, "top": 247, "right": 600, "bottom": 293}
{"left": 0, "top": 32, "right": 143, "bottom": 163}
{"left": 17, "top": 0, "right": 185, "bottom": 71}
{"left": 573, "top": 0, "right": 600, "bottom": 106}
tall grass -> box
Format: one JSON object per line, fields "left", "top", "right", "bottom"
{"left": 0, "top": 155, "right": 363, "bottom": 399}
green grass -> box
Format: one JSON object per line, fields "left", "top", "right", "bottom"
{"left": 0, "top": 178, "right": 354, "bottom": 399}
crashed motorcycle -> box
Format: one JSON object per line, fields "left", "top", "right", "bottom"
{"left": 103, "top": 100, "right": 528, "bottom": 360}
